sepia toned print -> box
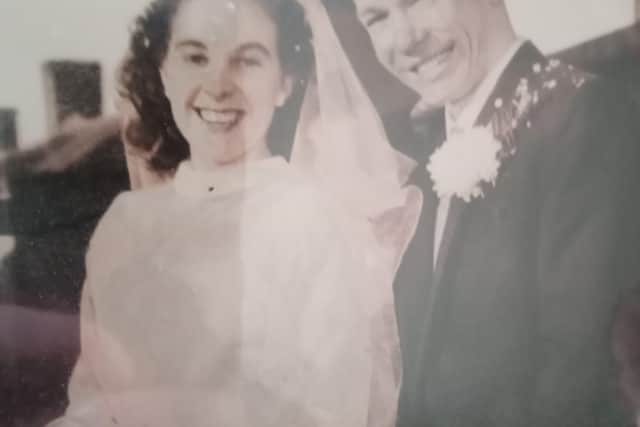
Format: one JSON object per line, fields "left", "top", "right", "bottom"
{"left": 1, "top": 0, "right": 640, "bottom": 426}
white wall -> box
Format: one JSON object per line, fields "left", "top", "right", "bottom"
{"left": 0, "top": 0, "right": 149, "bottom": 147}
{"left": 0, "top": 0, "right": 636, "bottom": 147}
{"left": 507, "top": 0, "right": 636, "bottom": 53}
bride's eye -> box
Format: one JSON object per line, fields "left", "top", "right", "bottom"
{"left": 183, "top": 52, "right": 209, "bottom": 67}
{"left": 232, "top": 55, "right": 262, "bottom": 68}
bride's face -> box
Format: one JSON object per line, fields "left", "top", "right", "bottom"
{"left": 161, "top": 0, "right": 292, "bottom": 168}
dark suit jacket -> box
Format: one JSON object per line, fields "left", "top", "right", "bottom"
{"left": 393, "top": 42, "right": 640, "bottom": 427}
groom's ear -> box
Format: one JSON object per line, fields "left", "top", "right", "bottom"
{"left": 276, "top": 75, "right": 294, "bottom": 108}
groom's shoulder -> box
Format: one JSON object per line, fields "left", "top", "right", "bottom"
{"left": 498, "top": 41, "right": 631, "bottom": 127}
{"left": 524, "top": 59, "right": 640, "bottom": 186}
{"left": 521, "top": 57, "right": 636, "bottom": 141}
{"left": 550, "top": 65, "right": 626, "bottom": 114}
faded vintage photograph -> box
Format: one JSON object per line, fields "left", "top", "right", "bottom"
{"left": 1, "top": 1, "right": 640, "bottom": 426}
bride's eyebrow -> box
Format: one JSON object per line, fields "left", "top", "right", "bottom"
{"left": 174, "top": 39, "right": 207, "bottom": 50}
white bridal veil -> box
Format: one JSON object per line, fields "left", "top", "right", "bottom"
{"left": 291, "top": 1, "right": 423, "bottom": 425}
{"left": 291, "top": 0, "right": 419, "bottom": 222}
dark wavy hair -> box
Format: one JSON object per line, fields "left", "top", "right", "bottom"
{"left": 119, "top": 0, "right": 314, "bottom": 173}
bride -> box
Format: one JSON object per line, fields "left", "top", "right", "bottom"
{"left": 50, "top": 0, "right": 420, "bottom": 425}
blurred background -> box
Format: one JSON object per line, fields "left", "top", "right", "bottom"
{"left": 0, "top": 0, "right": 638, "bottom": 425}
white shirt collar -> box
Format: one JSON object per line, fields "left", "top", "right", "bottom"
{"left": 446, "top": 38, "right": 525, "bottom": 133}
{"left": 173, "top": 156, "right": 287, "bottom": 198}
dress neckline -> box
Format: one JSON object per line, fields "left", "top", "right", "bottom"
{"left": 173, "top": 156, "right": 288, "bottom": 198}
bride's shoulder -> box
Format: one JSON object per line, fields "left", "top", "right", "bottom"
{"left": 101, "top": 184, "right": 173, "bottom": 221}
{"left": 90, "top": 185, "right": 174, "bottom": 242}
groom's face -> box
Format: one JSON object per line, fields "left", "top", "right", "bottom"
{"left": 355, "top": 0, "right": 495, "bottom": 108}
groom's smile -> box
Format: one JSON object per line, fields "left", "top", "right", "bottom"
{"left": 406, "top": 40, "right": 456, "bottom": 81}
{"left": 355, "top": 0, "right": 507, "bottom": 109}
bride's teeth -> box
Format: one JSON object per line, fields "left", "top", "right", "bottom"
{"left": 199, "top": 109, "right": 238, "bottom": 124}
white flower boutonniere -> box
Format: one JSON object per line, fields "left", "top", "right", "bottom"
{"left": 426, "top": 126, "right": 501, "bottom": 202}
{"left": 424, "top": 58, "right": 591, "bottom": 204}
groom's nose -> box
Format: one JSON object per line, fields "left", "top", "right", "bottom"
{"left": 392, "top": 12, "right": 425, "bottom": 58}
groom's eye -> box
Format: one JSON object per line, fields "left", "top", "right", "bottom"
{"left": 364, "top": 11, "right": 388, "bottom": 27}
{"left": 403, "top": 0, "right": 427, "bottom": 7}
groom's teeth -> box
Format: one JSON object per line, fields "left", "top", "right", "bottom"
{"left": 414, "top": 45, "right": 454, "bottom": 74}
{"left": 420, "top": 52, "right": 447, "bottom": 71}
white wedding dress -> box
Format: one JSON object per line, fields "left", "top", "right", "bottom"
{"left": 50, "top": 1, "right": 423, "bottom": 424}
{"left": 49, "top": 157, "right": 403, "bottom": 427}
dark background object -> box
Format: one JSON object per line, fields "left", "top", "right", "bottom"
{"left": 0, "top": 109, "right": 18, "bottom": 151}
{"left": 4, "top": 133, "right": 129, "bottom": 311}
{"left": 0, "top": 58, "right": 129, "bottom": 426}
{"left": 0, "top": 131, "right": 130, "bottom": 427}
{"left": 43, "top": 61, "right": 102, "bottom": 127}
{"left": 0, "top": 109, "right": 17, "bottom": 230}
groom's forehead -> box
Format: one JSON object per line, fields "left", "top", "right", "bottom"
{"left": 353, "top": 0, "right": 458, "bottom": 19}
{"left": 354, "top": 0, "right": 399, "bottom": 14}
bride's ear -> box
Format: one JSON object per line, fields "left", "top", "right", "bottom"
{"left": 276, "top": 75, "right": 294, "bottom": 107}
{"left": 159, "top": 65, "right": 170, "bottom": 95}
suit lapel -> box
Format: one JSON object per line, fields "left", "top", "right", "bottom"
{"left": 432, "top": 197, "right": 464, "bottom": 286}
{"left": 394, "top": 110, "right": 445, "bottom": 420}
{"left": 475, "top": 41, "right": 546, "bottom": 126}
{"left": 417, "top": 110, "right": 446, "bottom": 282}
{"left": 401, "top": 109, "right": 444, "bottom": 291}
{"left": 430, "top": 41, "right": 546, "bottom": 289}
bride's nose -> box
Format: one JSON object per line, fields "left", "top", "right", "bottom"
{"left": 202, "top": 63, "right": 236, "bottom": 102}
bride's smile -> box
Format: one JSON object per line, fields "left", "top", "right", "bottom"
{"left": 194, "top": 107, "right": 245, "bottom": 132}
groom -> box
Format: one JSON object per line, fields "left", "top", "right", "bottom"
{"left": 353, "top": 0, "right": 640, "bottom": 426}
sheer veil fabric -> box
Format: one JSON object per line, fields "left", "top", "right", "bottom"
{"left": 291, "top": 1, "right": 423, "bottom": 425}
{"left": 292, "top": 0, "right": 422, "bottom": 272}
